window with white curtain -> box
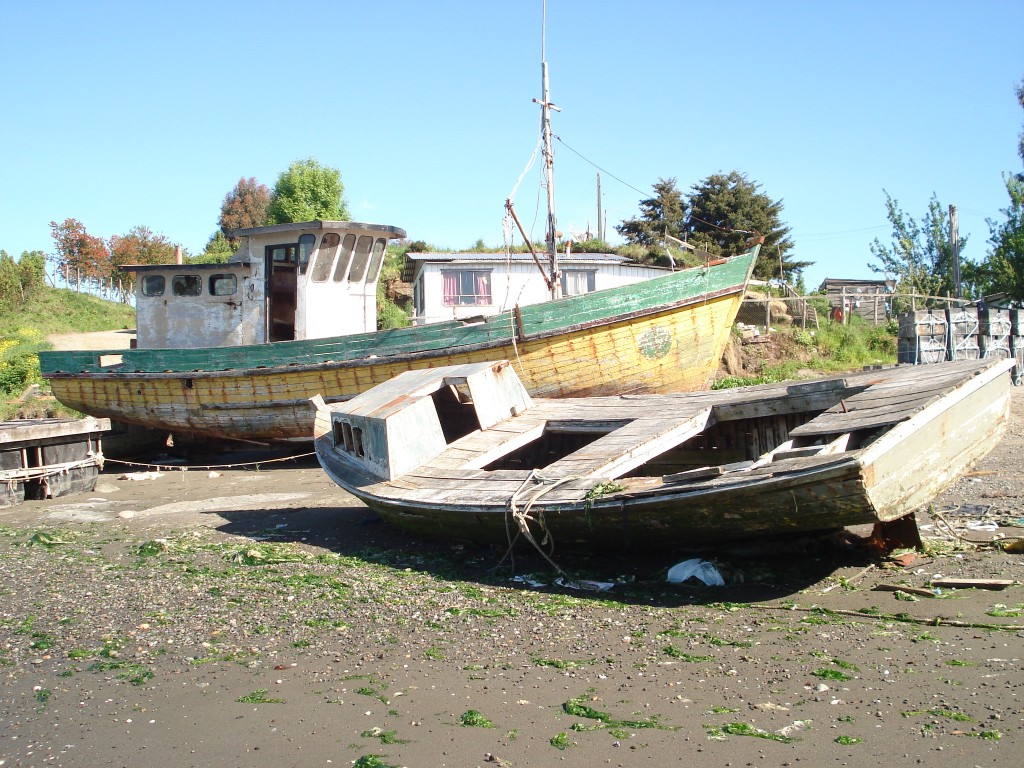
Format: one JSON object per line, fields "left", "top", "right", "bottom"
{"left": 561, "top": 269, "right": 596, "bottom": 296}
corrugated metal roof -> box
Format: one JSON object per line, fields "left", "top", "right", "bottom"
{"left": 405, "top": 251, "right": 632, "bottom": 264}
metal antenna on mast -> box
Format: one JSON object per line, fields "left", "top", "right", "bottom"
{"left": 534, "top": 0, "right": 560, "bottom": 299}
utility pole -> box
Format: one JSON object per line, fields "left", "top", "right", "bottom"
{"left": 949, "top": 205, "right": 961, "bottom": 299}
{"left": 596, "top": 173, "right": 603, "bottom": 242}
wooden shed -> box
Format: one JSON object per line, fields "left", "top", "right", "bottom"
{"left": 818, "top": 278, "right": 895, "bottom": 324}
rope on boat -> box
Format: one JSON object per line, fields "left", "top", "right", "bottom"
{"left": 498, "top": 469, "right": 579, "bottom": 575}
{"left": 2, "top": 454, "right": 105, "bottom": 494}
{"left": 102, "top": 452, "right": 316, "bottom": 473}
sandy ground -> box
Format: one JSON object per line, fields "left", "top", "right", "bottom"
{"left": 1, "top": 390, "right": 1023, "bottom": 767}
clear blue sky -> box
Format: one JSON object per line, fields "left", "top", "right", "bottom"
{"left": 2, "top": 1, "right": 1022, "bottom": 289}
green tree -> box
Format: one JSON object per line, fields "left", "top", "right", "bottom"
{"left": 0, "top": 250, "right": 19, "bottom": 305}
{"left": 616, "top": 177, "right": 688, "bottom": 250}
{"left": 267, "top": 158, "right": 348, "bottom": 224}
{"left": 984, "top": 175, "right": 1024, "bottom": 301}
{"left": 17, "top": 250, "right": 46, "bottom": 299}
{"left": 982, "top": 78, "right": 1024, "bottom": 301}
{"left": 219, "top": 176, "right": 271, "bottom": 239}
{"left": 868, "top": 191, "right": 968, "bottom": 310}
{"left": 616, "top": 173, "right": 801, "bottom": 278}
{"left": 377, "top": 247, "right": 411, "bottom": 330}
{"left": 0, "top": 250, "right": 42, "bottom": 306}
{"left": 685, "top": 171, "right": 801, "bottom": 281}
{"left": 192, "top": 231, "right": 236, "bottom": 264}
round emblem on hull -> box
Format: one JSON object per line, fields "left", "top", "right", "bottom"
{"left": 638, "top": 326, "right": 672, "bottom": 359}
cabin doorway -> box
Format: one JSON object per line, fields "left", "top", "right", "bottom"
{"left": 266, "top": 234, "right": 315, "bottom": 342}
{"left": 267, "top": 245, "right": 297, "bottom": 341}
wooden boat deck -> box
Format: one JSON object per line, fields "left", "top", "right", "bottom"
{"left": 789, "top": 360, "right": 994, "bottom": 438}
{"left": 357, "top": 358, "right": 1007, "bottom": 509}
{"left": 313, "top": 357, "right": 1015, "bottom": 549}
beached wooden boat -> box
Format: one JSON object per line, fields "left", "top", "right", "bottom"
{"left": 1, "top": 417, "right": 109, "bottom": 507}
{"left": 39, "top": 28, "right": 761, "bottom": 445}
{"left": 39, "top": 235, "right": 758, "bottom": 444}
{"left": 312, "top": 357, "right": 1015, "bottom": 550}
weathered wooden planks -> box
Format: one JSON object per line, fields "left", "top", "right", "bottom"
{"left": 313, "top": 357, "right": 1014, "bottom": 550}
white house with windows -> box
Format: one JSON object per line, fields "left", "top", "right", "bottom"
{"left": 405, "top": 251, "right": 672, "bottom": 325}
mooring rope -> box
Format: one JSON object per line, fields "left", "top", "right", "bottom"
{"left": 2, "top": 454, "right": 104, "bottom": 488}
{"left": 101, "top": 451, "right": 316, "bottom": 473}
{"left": 498, "top": 469, "right": 581, "bottom": 575}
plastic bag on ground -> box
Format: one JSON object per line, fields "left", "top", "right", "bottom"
{"left": 666, "top": 558, "right": 725, "bottom": 586}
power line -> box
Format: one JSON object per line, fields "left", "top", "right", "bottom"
{"left": 555, "top": 135, "right": 907, "bottom": 243}
{"left": 553, "top": 135, "right": 649, "bottom": 197}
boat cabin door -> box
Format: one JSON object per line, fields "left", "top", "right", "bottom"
{"left": 265, "top": 234, "right": 314, "bottom": 342}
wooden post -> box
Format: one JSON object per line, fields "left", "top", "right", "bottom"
{"left": 950, "top": 205, "right": 961, "bottom": 299}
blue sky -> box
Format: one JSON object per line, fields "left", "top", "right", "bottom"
{"left": 2, "top": 1, "right": 1022, "bottom": 289}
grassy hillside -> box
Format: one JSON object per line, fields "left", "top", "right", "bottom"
{"left": 1, "top": 287, "right": 135, "bottom": 418}
{"left": 0, "top": 287, "right": 135, "bottom": 338}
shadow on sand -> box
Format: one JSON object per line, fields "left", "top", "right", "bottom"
{"left": 212, "top": 500, "right": 880, "bottom": 609}
{"left": 140, "top": 443, "right": 884, "bottom": 608}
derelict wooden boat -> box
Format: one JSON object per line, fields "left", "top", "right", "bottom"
{"left": 313, "top": 357, "right": 1015, "bottom": 550}
{"left": 1, "top": 417, "right": 109, "bottom": 507}
{"left": 39, "top": 26, "right": 763, "bottom": 446}
{"left": 39, "top": 232, "right": 759, "bottom": 443}
{"left": 40, "top": 32, "right": 760, "bottom": 445}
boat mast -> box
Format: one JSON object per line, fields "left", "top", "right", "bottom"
{"left": 539, "top": 0, "right": 559, "bottom": 299}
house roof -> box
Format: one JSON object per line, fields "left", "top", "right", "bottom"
{"left": 122, "top": 259, "right": 253, "bottom": 273}
{"left": 229, "top": 220, "right": 407, "bottom": 239}
{"left": 818, "top": 277, "right": 896, "bottom": 291}
{"left": 402, "top": 251, "right": 651, "bottom": 282}
{"left": 405, "top": 251, "right": 633, "bottom": 264}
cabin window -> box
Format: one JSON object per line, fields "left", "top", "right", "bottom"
{"left": 141, "top": 275, "right": 165, "bottom": 297}
{"left": 172, "top": 275, "right": 202, "bottom": 297}
{"left": 332, "top": 419, "right": 366, "bottom": 458}
{"left": 208, "top": 273, "right": 237, "bottom": 296}
{"left": 333, "top": 233, "right": 356, "bottom": 282}
{"left": 297, "top": 234, "right": 315, "bottom": 275}
{"left": 347, "top": 235, "right": 374, "bottom": 283}
{"left": 443, "top": 270, "right": 492, "bottom": 306}
{"left": 311, "top": 233, "right": 340, "bottom": 283}
{"left": 366, "top": 238, "right": 387, "bottom": 282}
{"left": 561, "top": 269, "right": 596, "bottom": 296}
{"left": 271, "top": 245, "right": 295, "bottom": 264}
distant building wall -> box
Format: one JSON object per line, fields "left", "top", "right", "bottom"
{"left": 819, "top": 278, "right": 895, "bottom": 325}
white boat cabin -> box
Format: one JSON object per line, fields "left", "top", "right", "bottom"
{"left": 126, "top": 221, "right": 406, "bottom": 349}
{"left": 405, "top": 252, "right": 671, "bottom": 325}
